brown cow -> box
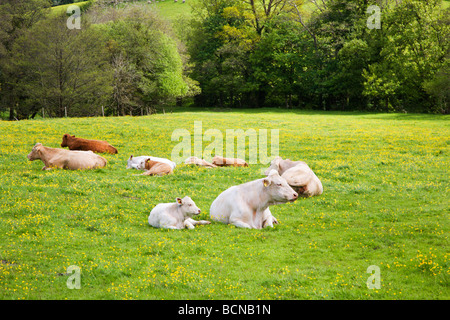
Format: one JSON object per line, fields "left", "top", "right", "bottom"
{"left": 61, "top": 134, "right": 118, "bottom": 154}
{"left": 27, "top": 143, "right": 107, "bottom": 170}
{"left": 212, "top": 156, "right": 249, "bottom": 167}
{"left": 135, "top": 158, "right": 173, "bottom": 176}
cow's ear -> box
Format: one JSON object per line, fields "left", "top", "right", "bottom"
{"left": 176, "top": 197, "right": 183, "bottom": 205}
{"left": 263, "top": 179, "right": 271, "bottom": 187}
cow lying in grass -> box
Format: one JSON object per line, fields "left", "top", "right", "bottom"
{"left": 212, "top": 155, "right": 249, "bottom": 167}
{"left": 135, "top": 158, "right": 173, "bottom": 176}
{"left": 148, "top": 197, "right": 210, "bottom": 230}
{"left": 61, "top": 134, "right": 118, "bottom": 154}
{"left": 184, "top": 156, "right": 217, "bottom": 168}
{"left": 264, "top": 156, "right": 323, "bottom": 197}
{"left": 27, "top": 143, "right": 107, "bottom": 170}
{"left": 210, "top": 169, "right": 298, "bottom": 229}
{"left": 127, "top": 155, "right": 176, "bottom": 170}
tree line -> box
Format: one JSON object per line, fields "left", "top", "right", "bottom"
{"left": 186, "top": 0, "right": 449, "bottom": 113}
{"left": 0, "top": 0, "right": 448, "bottom": 120}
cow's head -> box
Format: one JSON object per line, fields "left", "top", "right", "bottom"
{"left": 264, "top": 156, "right": 283, "bottom": 175}
{"left": 281, "top": 165, "right": 323, "bottom": 198}
{"left": 126, "top": 155, "right": 134, "bottom": 169}
{"left": 263, "top": 169, "right": 298, "bottom": 204}
{"left": 60, "top": 134, "right": 74, "bottom": 147}
{"left": 176, "top": 196, "right": 201, "bottom": 217}
{"left": 27, "top": 143, "right": 43, "bottom": 161}
{"left": 145, "top": 158, "right": 158, "bottom": 170}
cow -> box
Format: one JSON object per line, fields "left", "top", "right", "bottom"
{"left": 264, "top": 156, "right": 323, "bottom": 197}
{"left": 27, "top": 143, "right": 107, "bottom": 170}
{"left": 61, "top": 134, "right": 118, "bottom": 154}
{"left": 212, "top": 155, "right": 249, "bottom": 167}
{"left": 135, "top": 158, "right": 173, "bottom": 176}
{"left": 184, "top": 156, "right": 218, "bottom": 168}
{"left": 127, "top": 155, "right": 176, "bottom": 170}
{"left": 148, "top": 196, "right": 211, "bottom": 230}
{"left": 209, "top": 169, "right": 298, "bottom": 229}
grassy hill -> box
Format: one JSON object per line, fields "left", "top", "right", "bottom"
{"left": 0, "top": 109, "right": 448, "bottom": 299}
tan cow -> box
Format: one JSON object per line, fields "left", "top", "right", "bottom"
{"left": 135, "top": 158, "right": 173, "bottom": 176}
{"left": 212, "top": 156, "right": 249, "bottom": 167}
{"left": 61, "top": 134, "right": 118, "bottom": 154}
{"left": 27, "top": 143, "right": 107, "bottom": 170}
{"left": 184, "top": 156, "right": 218, "bottom": 168}
{"left": 264, "top": 156, "right": 323, "bottom": 197}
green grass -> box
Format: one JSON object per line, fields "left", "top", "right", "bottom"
{"left": 0, "top": 109, "right": 449, "bottom": 300}
{"left": 50, "top": 1, "right": 91, "bottom": 14}
{"left": 50, "top": 0, "right": 195, "bottom": 20}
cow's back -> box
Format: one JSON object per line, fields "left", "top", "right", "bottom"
{"left": 65, "top": 150, "right": 107, "bottom": 170}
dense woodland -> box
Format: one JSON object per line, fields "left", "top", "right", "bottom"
{"left": 0, "top": 0, "right": 448, "bottom": 119}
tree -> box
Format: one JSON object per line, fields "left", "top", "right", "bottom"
{"left": 99, "top": 4, "right": 191, "bottom": 114}
{"left": 362, "top": 0, "right": 449, "bottom": 112}
{"left": 12, "top": 13, "right": 113, "bottom": 118}
{"left": 0, "top": 0, "right": 50, "bottom": 119}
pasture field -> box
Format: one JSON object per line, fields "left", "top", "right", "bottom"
{"left": 0, "top": 109, "right": 449, "bottom": 300}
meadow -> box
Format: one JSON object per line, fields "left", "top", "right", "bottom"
{"left": 0, "top": 109, "right": 448, "bottom": 300}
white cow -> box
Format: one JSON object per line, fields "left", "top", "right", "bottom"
{"left": 209, "top": 170, "right": 298, "bottom": 229}
{"left": 127, "top": 155, "right": 176, "bottom": 170}
{"left": 264, "top": 156, "right": 323, "bottom": 197}
{"left": 148, "top": 196, "right": 211, "bottom": 230}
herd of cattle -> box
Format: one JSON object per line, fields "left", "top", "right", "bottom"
{"left": 27, "top": 134, "right": 323, "bottom": 230}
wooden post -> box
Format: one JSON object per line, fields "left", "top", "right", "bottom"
{"left": 42, "top": 108, "right": 44, "bottom": 119}
{"left": 102, "top": 106, "right": 104, "bottom": 117}
{"left": 65, "top": 106, "right": 67, "bottom": 118}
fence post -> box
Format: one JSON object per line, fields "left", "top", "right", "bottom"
{"left": 42, "top": 108, "right": 44, "bottom": 119}
{"left": 101, "top": 106, "right": 104, "bottom": 117}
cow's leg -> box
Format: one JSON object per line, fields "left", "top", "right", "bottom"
{"left": 229, "top": 208, "right": 254, "bottom": 228}
{"left": 229, "top": 216, "right": 252, "bottom": 229}
{"left": 185, "top": 218, "right": 211, "bottom": 227}
{"left": 183, "top": 219, "right": 196, "bottom": 230}
{"left": 262, "top": 208, "right": 279, "bottom": 228}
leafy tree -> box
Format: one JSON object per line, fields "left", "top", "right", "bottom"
{"left": 98, "top": 4, "right": 191, "bottom": 115}
{"left": 0, "top": 0, "right": 51, "bottom": 119}
{"left": 12, "top": 13, "right": 113, "bottom": 118}
{"left": 362, "top": 0, "right": 449, "bottom": 112}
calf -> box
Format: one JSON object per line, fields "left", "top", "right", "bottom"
{"left": 127, "top": 155, "right": 176, "bottom": 170}
{"left": 148, "top": 197, "right": 211, "bottom": 229}
{"left": 61, "top": 134, "right": 118, "bottom": 154}
{"left": 137, "top": 158, "right": 173, "bottom": 176}
{"left": 209, "top": 170, "right": 298, "bottom": 229}
{"left": 265, "top": 156, "right": 323, "bottom": 197}
{"left": 212, "top": 155, "right": 249, "bottom": 167}
{"left": 184, "top": 156, "right": 217, "bottom": 168}
{"left": 27, "top": 143, "right": 107, "bottom": 170}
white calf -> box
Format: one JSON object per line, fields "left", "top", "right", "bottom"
{"left": 148, "top": 197, "right": 210, "bottom": 230}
